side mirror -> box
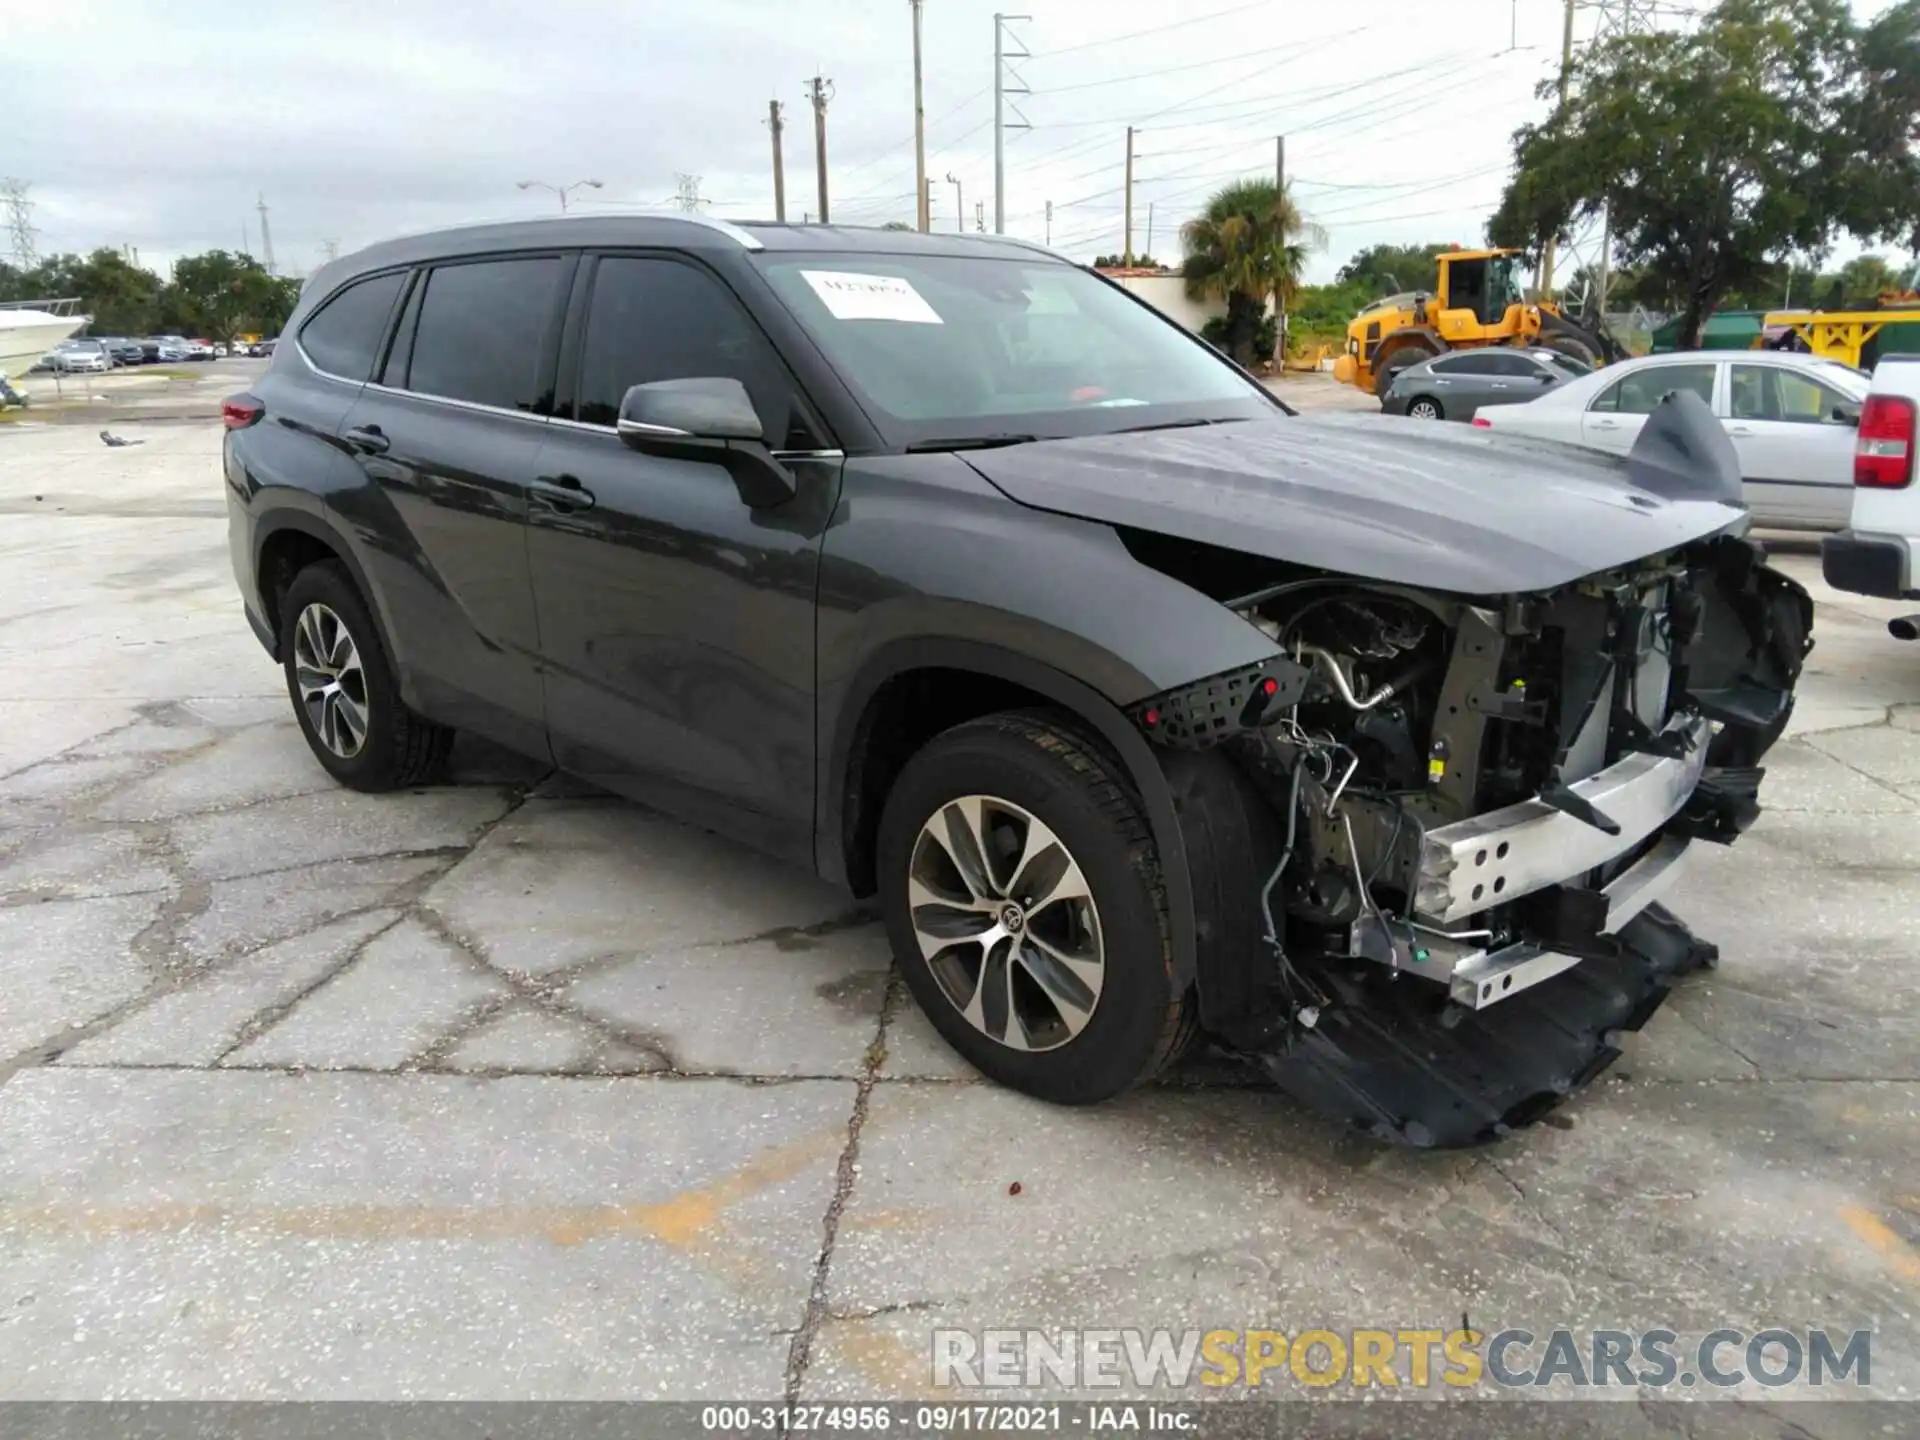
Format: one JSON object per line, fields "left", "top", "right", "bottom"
{"left": 615, "top": 377, "right": 797, "bottom": 509}
{"left": 1537, "top": 371, "right": 1557, "bottom": 383}
{"left": 1834, "top": 404, "right": 1860, "bottom": 426}
{"left": 618, "top": 376, "right": 764, "bottom": 442}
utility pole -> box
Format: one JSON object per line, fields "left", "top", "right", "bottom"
{"left": 256, "top": 194, "right": 276, "bottom": 276}
{"left": 1044, "top": 200, "right": 1052, "bottom": 246}
{"left": 975, "top": 200, "right": 985, "bottom": 233}
{"left": 1539, "top": 0, "right": 1577, "bottom": 296}
{"left": 2, "top": 178, "right": 39, "bottom": 268}
{"left": 1274, "top": 135, "right": 1287, "bottom": 365}
{"left": 1122, "top": 126, "right": 1136, "bottom": 266}
{"left": 769, "top": 99, "right": 788, "bottom": 222}
{"left": 946, "top": 173, "right": 963, "bottom": 234}
{"left": 911, "top": 0, "right": 929, "bottom": 232}
{"left": 806, "top": 75, "right": 834, "bottom": 224}
{"left": 1145, "top": 203, "right": 1154, "bottom": 262}
{"left": 992, "top": 12, "right": 1031, "bottom": 234}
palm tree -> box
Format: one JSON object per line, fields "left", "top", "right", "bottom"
{"left": 1180, "top": 178, "right": 1324, "bottom": 366}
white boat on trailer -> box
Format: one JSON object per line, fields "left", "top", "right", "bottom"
{"left": 0, "top": 298, "right": 89, "bottom": 381}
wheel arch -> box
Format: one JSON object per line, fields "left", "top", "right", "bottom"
{"left": 822, "top": 636, "right": 1199, "bottom": 991}
{"left": 252, "top": 507, "right": 398, "bottom": 672}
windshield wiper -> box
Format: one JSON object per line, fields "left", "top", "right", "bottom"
{"left": 904, "top": 434, "right": 1040, "bottom": 453}
{"left": 1113, "top": 417, "right": 1247, "bottom": 434}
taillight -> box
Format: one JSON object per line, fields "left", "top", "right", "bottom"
{"left": 222, "top": 394, "right": 263, "bottom": 430}
{"left": 1855, "top": 395, "right": 1915, "bottom": 488}
{"left": 1471, "top": 416, "right": 1492, "bottom": 428}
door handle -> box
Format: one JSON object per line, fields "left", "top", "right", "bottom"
{"left": 1727, "top": 425, "right": 1755, "bottom": 436}
{"left": 531, "top": 474, "right": 595, "bottom": 511}
{"left": 343, "top": 424, "right": 389, "bottom": 455}
{"left": 1592, "top": 419, "right": 1619, "bottom": 429}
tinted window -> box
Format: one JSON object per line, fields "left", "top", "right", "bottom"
{"left": 380, "top": 273, "right": 424, "bottom": 388}
{"left": 1433, "top": 352, "right": 1503, "bottom": 375}
{"left": 1590, "top": 363, "right": 1716, "bottom": 415}
{"left": 407, "top": 257, "right": 563, "bottom": 412}
{"left": 298, "top": 271, "right": 405, "bottom": 380}
{"left": 1486, "top": 351, "right": 1545, "bottom": 376}
{"left": 574, "top": 255, "right": 816, "bottom": 445}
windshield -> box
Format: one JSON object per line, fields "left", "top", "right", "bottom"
{"left": 756, "top": 253, "right": 1278, "bottom": 446}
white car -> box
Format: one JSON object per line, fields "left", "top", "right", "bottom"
{"left": 1822, "top": 356, "right": 1920, "bottom": 639}
{"left": 1473, "top": 350, "right": 1870, "bottom": 531}
{"left": 45, "top": 339, "right": 112, "bottom": 374}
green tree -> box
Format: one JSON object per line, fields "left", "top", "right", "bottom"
{"left": 1092, "top": 253, "right": 1163, "bottom": 269}
{"left": 1490, "top": 0, "right": 1920, "bottom": 350}
{"left": 1334, "top": 242, "right": 1455, "bottom": 296}
{"left": 1180, "top": 177, "right": 1323, "bottom": 366}
{"left": 160, "top": 251, "right": 301, "bottom": 343}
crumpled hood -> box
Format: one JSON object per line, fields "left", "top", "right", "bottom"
{"left": 963, "top": 411, "right": 1749, "bottom": 596}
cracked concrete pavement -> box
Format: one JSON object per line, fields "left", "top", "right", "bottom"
{"left": 0, "top": 418, "right": 1917, "bottom": 1420}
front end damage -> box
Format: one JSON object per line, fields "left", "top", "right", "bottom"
{"left": 1138, "top": 530, "right": 1811, "bottom": 1148}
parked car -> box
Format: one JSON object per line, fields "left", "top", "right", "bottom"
{"left": 1822, "top": 356, "right": 1920, "bottom": 639}
{"left": 140, "top": 336, "right": 189, "bottom": 363}
{"left": 223, "top": 216, "right": 1808, "bottom": 1146}
{"left": 94, "top": 336, "right": 143, "bottom": 367}
{"left": 252, "top": 338, "right": 276, "bottom": 358}
{"left": 47, "top": 338, "right": 112, "bottom": 374}
{"left": 1473, "top": 350, "right": 1870, "bottom": 531}
{"left": 1381, "top": 347, "right": 1591, "bottom": 421}
{"left": 185, "top": 338, "right": 215, "bottom": 361}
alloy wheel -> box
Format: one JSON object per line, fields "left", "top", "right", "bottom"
{"left": 907, "top": 794, "right": 1104, "bottom": 1052}
{"left": 292, "top": 601, "right": 370, "bottom": 759}
{"left": 1409, "top": 400, "right": 1441, "bottom": 420}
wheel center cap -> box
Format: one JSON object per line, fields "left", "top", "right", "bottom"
{"left": 1000, "top": 903, "right": 1025, "bottom": 932}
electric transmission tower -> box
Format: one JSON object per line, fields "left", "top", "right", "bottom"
{"left": 1547, "top": 0, "right": 1670, "bottom": 315}
{"left": 674, "top": 173, "right": 708, "bottom": 212}
{"left": 2, "top": 179, "right": 39, "bottom": 269}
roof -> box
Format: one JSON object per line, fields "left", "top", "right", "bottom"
{"left": 310, "top": 212, "right": 1071, "bottom": 295}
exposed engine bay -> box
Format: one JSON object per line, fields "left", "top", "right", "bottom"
{"left": 1136, "top": 532, "right": 1811, "bottom": 1148}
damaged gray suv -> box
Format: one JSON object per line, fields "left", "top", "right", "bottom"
{"left": 224, "top": 215, "right": 1810, "bottom": 1146}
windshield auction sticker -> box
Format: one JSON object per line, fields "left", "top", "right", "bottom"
{"left": 802, "top": 270, "right": 944, "bottom": 324}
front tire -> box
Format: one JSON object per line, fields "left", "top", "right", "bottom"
{"left": 279, "top": 561, "right": 452, "bottom": 791}
{"left": 876, "top": 712, "right": 1191, "bottom": 1104}
{"left": 1406, "top": 396, "right": 1444, "bottom": 420}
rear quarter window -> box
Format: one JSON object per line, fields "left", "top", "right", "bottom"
{"left": 297, "top": 271, "right": 406, "bottom": 381}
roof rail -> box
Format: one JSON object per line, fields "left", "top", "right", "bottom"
{"left": 565, "top": 207, "right": 765, "bottom": 250}
{"left": 967, "top": 233, "right": 1080, "bottom": 265}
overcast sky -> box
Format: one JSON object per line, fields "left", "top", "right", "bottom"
{"left": 6, "top": 0, "right": 1909, "bottom": 284}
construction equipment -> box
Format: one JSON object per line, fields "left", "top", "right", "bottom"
{"left": 1332, "top": 246, "right": 1624, "bottom": 397}
{"left": 1761, "top": 259, "right": 1920, "bottom": 369}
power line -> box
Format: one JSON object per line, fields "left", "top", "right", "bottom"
{"left": 1030, "top": 0, "right": 1279, "bottom": 59}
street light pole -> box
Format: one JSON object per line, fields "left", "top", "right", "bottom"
{"left": 946, "top": 173, "right": 963, "bottom": 234}
{"left": 517, "top": 179, "right": 603, "bottom": 213}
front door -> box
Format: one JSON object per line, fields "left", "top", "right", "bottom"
{"left": 1581, "top": 361, "right": 1719, "bottom": 455}
{"left": 526, "top": 252, "right": 840, "bottom": 864}
{"left": 1725, "top": 362, "right": 1861, "bottom": 528}
{"left": 331, "top": 254, "right": 571, "bottom": 759}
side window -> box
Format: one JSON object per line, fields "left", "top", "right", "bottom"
{"left": 1773, "top": 369, "right": 1853, "bottom": 425}
{"left": 574, "top": 255, "right": 817, "bottom": 447}
{"left": 1591, "top": 363, "right": 1716, "bottom": 415}
{"left": 1434, "top": 353, "right": 1499, "bottom": 375}
{"left": 297, "top": 271, "right": 405, "bottom": 381}
{"left": 407, "top": 256, "right": 564, "bottom": 412}
{"left": 1488, "top": 351, "right": 1543, "bottom": 376}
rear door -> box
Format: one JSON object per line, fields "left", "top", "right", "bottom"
{"left": 1580, "top": 361, "right": 1719, "bottom": 455}
{"left": 524, "top": 251, "right": 840, "bottom": 863}
{"left": 1725, "top": 362, "right": 1861, "bottom": 529}
{"left": 332, "top": 252, "right": 572, "bottom": 758}
{"left": 1420, "top": 352, "right": 1507, "bottom": 417}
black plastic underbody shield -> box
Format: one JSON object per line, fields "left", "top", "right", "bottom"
{"left": 1252, "top": 901, "right": 1717, "bottom": 1148}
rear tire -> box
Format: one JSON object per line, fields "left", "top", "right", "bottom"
{"left": 279, "top": 561, "right": 452, "bottom": 792}
{"left": 1406, "top": 396, "right": 1444, "bottom": 421}
{"left": 876, "top": 712, "right": 1191, "bottom": 1104}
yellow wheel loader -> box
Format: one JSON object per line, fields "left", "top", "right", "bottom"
{"left": 1331, "top": 247, "right": 1624, "bottom": 397}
